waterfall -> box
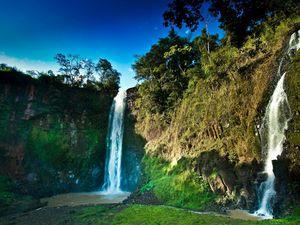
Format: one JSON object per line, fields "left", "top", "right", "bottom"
{"left": 101, "top": 90, "right": 127, "bottom": 194}
{"left": 254, "top": 73, "right": 291, "bottom": 218}
{"left": 254, "top": 30, "right": 300, "bottom": 219}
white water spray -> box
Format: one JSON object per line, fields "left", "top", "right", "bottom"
{"left": 101, "top": 90, "right": 127, "bottom": 194}
{"left": 255, "top": 30, "right": 300, "bottom": 219}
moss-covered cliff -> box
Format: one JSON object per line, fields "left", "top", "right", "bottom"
{"left": 0, "top": 70, "right": 116, "bottom": 198}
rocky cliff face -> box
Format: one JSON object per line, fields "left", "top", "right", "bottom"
{"left": 0, "top": 71, "right": 115, "bottom": 197}
{"left": 121, "top": 88, "right": 146, "bottom": 192}
{"left": 195, "top": 150, "right": 262, "bottom": 210}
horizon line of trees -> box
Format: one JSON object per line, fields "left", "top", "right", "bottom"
{"left": 0, "top": 54, "right": 121, "bottom": 93}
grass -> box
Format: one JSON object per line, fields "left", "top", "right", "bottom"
{"left": 112, "top": 205, "right": 245, "bottom": 225}
{"left": 75, "top": 204, "right": 300, "bottom": 225}
{"left": 76, "top": 205, "right": 115, "bottom": 224}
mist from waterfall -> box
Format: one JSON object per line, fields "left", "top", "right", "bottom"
{"left": 101, "top": 90, "right": 127, "bottom": 194}
{"left": 254, "top": 30, "right": 300, "bottom": 219}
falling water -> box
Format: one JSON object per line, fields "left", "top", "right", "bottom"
{"left": 254, "top": 30, "right": 300, "bottom": 219}
{"left": 101, "top": 90, "right": 127, "bottom": 194}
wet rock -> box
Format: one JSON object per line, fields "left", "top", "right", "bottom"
{"left": 196, "top": 150, "right": 240, "bottom": 195}
{"left": 272, "top": 156, "right": 300, "bottom": 216}
{"left": 91, "top": 167, "right": 100, "bottom": 178}
{"left": 256, "top": 172, "right": 268, "bottom": 183}
{"left": 26, "top": 173, "right": 38, "bottom": 182}
{"left": 196, "top": 150, "right": 261, "bottom": 209}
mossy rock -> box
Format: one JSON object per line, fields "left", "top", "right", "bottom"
{"left": 285, "top": 51, "right": 300, "bottom": 172}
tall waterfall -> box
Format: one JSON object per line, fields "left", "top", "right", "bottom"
{"left": 101, "top": 90, "right": 127, "bottom": 194}
{"left": 255, "top": 30, "right": 300, "bottom": 219}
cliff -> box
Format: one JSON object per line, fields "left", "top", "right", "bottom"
{"left": 0, "top": 70, "right": 115, "bottom": 197}
{"left": 121, "top": 87, "right": 145, "bottom": 192}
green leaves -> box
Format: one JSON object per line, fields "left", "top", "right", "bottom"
{"left": 132, "top": 30, "right": 196, "bottom": 116}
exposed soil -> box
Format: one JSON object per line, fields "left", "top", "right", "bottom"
{"left": 123, "top": 190, "right": 162, "bottom": 205}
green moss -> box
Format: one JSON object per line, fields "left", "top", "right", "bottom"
{"left": 285, "top": 51, "right": 300, "bottom": 172}
{"left": 142, "top": 156, "right": 215, "bottom": 209}
{"left": 140, "top": 181, "right": 154, "bottom": 194}
{"left": 209, "top": 168, "right": 218, "bottom": 180}
{"left": 0, "top": 176, "right": 14, "bottom": 207}
{"left": 28, "top": 124, "right": 69, "bottom": 166}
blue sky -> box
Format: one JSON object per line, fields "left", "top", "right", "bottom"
{"left": 0, "top": 0, "right": 223, "bottom": 89}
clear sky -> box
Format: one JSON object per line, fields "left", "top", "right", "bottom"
{"left": 0, "top": 0, "right": 223, "bottom": 89}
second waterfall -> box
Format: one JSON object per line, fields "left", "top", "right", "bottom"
{"left": 102, "top": 90, "right": 127, "bottom": 194}
{"left": 254, "top": 30, "right": 300, "bottom": 219}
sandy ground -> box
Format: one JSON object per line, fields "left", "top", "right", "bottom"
{"left": 228, "top": 209, "right": 262, "bottom": 221}
{"left": 41, "top": 191, "right": 130, "bottom": 207}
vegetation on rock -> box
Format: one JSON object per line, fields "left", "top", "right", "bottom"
{"left": 132, "top": 11, "right": 300, "bottom": 211}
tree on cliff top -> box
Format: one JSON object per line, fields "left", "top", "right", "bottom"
{"left": 95, "top": 58, "right": 120, "bottom": 93}
{"left": 54, "top": 54, "right": 83, "bottom": 86}
{"left": 55, "top": 54, "right": 120, "bottom": 92}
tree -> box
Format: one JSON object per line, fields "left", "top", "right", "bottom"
{"left": 0, "top": 63, "right": 8, "bottom": 70}
{"left": 26, "top": 70, "right": 39, "bottom": 78}
{"left": 83, "top": 59, "right": 95, "bottom": 81}
{"left": 55, "top": 53, "right": 70, "bottom": 74}
{"left": 163, "top": 0, "right": 300, "bottom": 47}
{"left": 95, "top": 58, "right": 120, "bottom": 91}
{"left": 95, "top": 59, "right": 113, "bottom": 82}
{"left": 133, "top": 29, "right": 194, "bottom": 81}
{"left": 69, "top": 54, "right": 83, "bottom": 86}
{"left": 193, "top": 28, "right": 219, "bottom": 59}
{"left": 132, "top": 30, "right": 196, "bottom": 113}
{"left": 54, "top": 53, "right": 83, "bottom": 86}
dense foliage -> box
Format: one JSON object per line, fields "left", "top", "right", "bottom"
{"left": 133, "top": 30, "right": 198, "bottom": 114}
{"left": 163, "top": 0, "right": 300, "bottom": 46}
